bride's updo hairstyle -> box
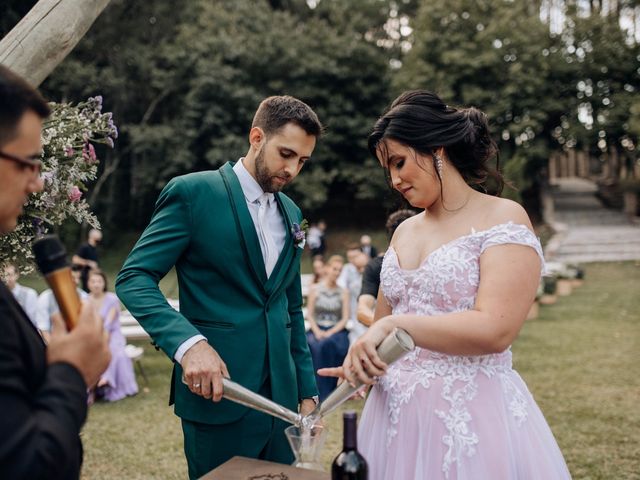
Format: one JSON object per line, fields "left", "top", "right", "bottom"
{"left": 368, "top": 90, "right": 503, "bottom": 196}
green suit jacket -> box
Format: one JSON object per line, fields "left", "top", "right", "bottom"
{"left": 115, "top": 162, "right": 318, "bottom": 424}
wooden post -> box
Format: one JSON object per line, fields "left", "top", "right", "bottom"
{"left": 609, "top": 146, "right": 620, "bottom": 180}
{"left": 577, "top": 150, "right": 588, "bottom": 178}
{"left": 0, "top": 0, "right": 111, "bottom": 86}
{"left": 567, "top": 149, "right": 577, "bottom": 177}
{"left": 560, "top": 152, "right": 569, "bottom": 178}
{"left": 548, "top": 152, "right": 558, "bottom": 180}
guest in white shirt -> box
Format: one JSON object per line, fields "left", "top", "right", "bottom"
{"left": 2, "top": 263, "right": 38, "bottom": 326}
{"left": 337, "top": 244, "right": 369, "bottom": 343}
{"left": 35, "top": 265, "right": 87, "bottom": 342}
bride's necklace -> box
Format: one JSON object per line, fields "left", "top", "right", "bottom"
{"left": 441, "top": 190, "right": 473, "bottom": 214}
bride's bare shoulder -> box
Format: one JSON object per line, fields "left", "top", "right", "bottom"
{"left": 483, "top": 196, "right": 533, "bottom": 230}
{"left": 389, "top": 211, "right": 423, "bottom": 245}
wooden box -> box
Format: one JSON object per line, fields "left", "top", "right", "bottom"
{"left": 201, "top": 456, "right": 330, "bottom": 480}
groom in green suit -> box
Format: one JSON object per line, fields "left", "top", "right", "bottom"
{"left": 115, "top": 96, "right": 322, "bottom": 478}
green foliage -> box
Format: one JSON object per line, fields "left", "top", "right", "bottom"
{"left": 557, "top": 12, "right": 640, "bottom": 153}
{"left": 4, "top": 0, "right": 639, "bottom": 234}
{"left": 396, "top": 0, "right": 559, "bottom": 192}
{"left": 35, "top": 0, "right": 393, "bottom": 229}
{"left": 396, "top": 0, "right": 640, "bottom": 193}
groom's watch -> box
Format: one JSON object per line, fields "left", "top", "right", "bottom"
{"left": 303, "top": 396, "right": 320, "bottom": 406}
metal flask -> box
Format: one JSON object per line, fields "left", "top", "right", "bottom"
{"left": 317, "top": 327, "right": 415, "bottom": 418}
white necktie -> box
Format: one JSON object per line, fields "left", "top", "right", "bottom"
{"left": 257, "top": 193, "right": 279, "bottom": 278}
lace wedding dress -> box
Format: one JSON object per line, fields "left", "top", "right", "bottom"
{"left": 358, "top": 222, "right": 571, "bottom": 479}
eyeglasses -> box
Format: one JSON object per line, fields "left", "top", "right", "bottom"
{"left": 0, "top": 150, "right": 43, "bottom": 177}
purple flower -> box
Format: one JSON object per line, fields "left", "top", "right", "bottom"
{"left": 90, "top": 95, "right": 103, "bottom": 108}
{"left": 41, "top": 171, "right": 55, "bottom": 185}
{"left": 291, "top": 222, "right": 307, "bottom": 247}
{"left": 31, "top": 218, "right": 45, "bottom": 236}
{"left": 64, "top": 146, "right": 75, "bottom": 157}
{"left": 106, "top": 137, "right": 114, "bottom": 148}
{"left": 68, "top": 186, "right": 82, "bottom": 202}
{"left": 82, "top": 143, "right": 97, "bottom": 163}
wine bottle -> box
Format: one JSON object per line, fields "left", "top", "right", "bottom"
{"left": 331, "top": 410, "right": 368, "bottom": 479}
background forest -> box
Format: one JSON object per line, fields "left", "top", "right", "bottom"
{"left": 2, "top": 0, "right": 639, "bottom": 237}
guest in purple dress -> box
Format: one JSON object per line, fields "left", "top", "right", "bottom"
{"left": 320, "top": 91, "right": 570, "bottom": 479}
{"left": 88, "top": 269, "right": 138, "bottom": 402}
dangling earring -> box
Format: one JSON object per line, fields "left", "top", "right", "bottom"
{"left": 435, "top": 154, "right": 444, "bottom": 177}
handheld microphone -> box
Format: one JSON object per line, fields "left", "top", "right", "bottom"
{"left": 33, "top": 235, "right": 82, "bottom": 330}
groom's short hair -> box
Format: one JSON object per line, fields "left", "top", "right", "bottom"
{"left": 252, "top": 95, "right": 323, "bottom": 138}
{"left": 0, "top": 65, "right": 50, "bottom": 148}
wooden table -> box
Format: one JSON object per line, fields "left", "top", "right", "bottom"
{"left": 200, "top": 456, "right": 330, "bottom": 479}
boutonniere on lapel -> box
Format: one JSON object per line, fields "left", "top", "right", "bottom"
{"left": 291, "top": 219, "right": 309, "bottom": 249}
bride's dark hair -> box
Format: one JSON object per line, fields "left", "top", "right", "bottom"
{"left": 368, "top": 90, "right": 503, "bottom": 195}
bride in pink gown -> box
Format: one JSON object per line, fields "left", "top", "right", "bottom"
{"left": 319, "top": 91, "right": 571, "bottom": 479}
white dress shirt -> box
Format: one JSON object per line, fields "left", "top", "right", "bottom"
{"left": 174, "top": 158, "right": 287, "bottom": 364}
{"left": 232, "top": 158, "right": 287, "bottom": 264}
{"left": 11, "top": 283, "right": 38, "bottom": 327}
{"left": 36, "top": 288, "right": 88, "bottom": 332}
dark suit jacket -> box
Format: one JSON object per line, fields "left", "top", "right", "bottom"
{"left": 361, "top": 244, "right": 378, "bottom": 259}
{"left": 0, "top": 281, "right": 87, "bottom": 479}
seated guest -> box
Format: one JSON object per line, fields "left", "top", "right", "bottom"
{"left": 36, "top": 264, "right": 87, "bottom": 342}
{"left": 311, "top": 256, "right": 325, "bottom": 284}
{"left": 338, "top": 245, "right": 369, "bottom": 343}
{"left": 359, "top": 234, "right": 378, "bottom": 259}
{"left": 2, "top": 263, "right": 38, "bottom": 326}
{"left": 307, "top": 220, "right": 327, "bottom": 258}
{"left": 306, "top": 255, "right": 350, "bottom": 400}
{"left": 357, "top": 209, "right": 417, "bottom": 327}
{"left": 87, "top": 269, "right": 138, "bottom": 402}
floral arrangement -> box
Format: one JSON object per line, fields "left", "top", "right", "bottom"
{"left": 0, "top": 96, "right": 117, "bottom": 273}
{"left": 292, "top": 219, "right": 309, "bottom": 248}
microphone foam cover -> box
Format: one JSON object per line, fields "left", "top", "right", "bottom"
{"left": 33, "top": 235, "right": 69, "bottom": 275}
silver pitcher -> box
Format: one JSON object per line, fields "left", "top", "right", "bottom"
{"left": 316, "top": 327, "right": 415, "bottom": 418}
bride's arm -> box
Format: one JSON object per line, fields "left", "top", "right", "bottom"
{"left": 344, "top": 243, "right": 541, "bottom": 385}
{"left": 372, "top": 287, "right": 392, "bottom": 322}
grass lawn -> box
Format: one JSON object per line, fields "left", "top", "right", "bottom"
{"left": 76, "top": 261, "right": 640, "bottom": 479}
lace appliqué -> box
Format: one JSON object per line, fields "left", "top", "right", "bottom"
{"left": 500, "top": 373, "right": 529, "bottom": 426}
{"left": 378, "top": 222, "right": 541, "bottom": 478}
{"left": 379, "top": 350, "right": 520, "bottom": 478}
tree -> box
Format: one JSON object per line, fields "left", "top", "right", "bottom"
{"left": 396, "top": 0, "right": 560, "bottom": 203}
{"left": 41, "top": 0, "right": 394, "bottom": 232}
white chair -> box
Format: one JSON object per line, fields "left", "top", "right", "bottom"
{"left": 124, "top": 344, "right": 148, "bottom": 386}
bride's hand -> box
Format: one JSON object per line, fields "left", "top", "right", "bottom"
{"left": 316, "top": 367, "right": 370, "bottom": 398}
{"left": 343, "top": 317, "right": 395, "bottom": 386}
{"left": 317, "top": 366, "right": 345, "bottom": 379}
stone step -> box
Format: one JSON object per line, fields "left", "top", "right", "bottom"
{"left": 545, "top": 177, "right": 640, "bottom": 264}
{"left": 552, "top": 252, "right": 640, "bottom": 263}
{"left": 555, "top": 247, "right": 640, "bottom": 257}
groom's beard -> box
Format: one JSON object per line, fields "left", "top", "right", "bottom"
{"left": 255, "top": 148, "right": 292, "bottom": 193}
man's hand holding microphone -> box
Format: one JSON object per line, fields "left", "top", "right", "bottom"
{"left": 34, "top": 235, "right": 110, "bottom": 389}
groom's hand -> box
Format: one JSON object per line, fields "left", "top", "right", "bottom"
{"left": 299, "top": 398, "right": 317, "bottom": 417}
{"left": 181, "top": 340, "right": 229, "bottom": 402}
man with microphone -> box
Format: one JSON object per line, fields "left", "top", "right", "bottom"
{"left": 0, "top": 65, "right": 111, "bottom": 479}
